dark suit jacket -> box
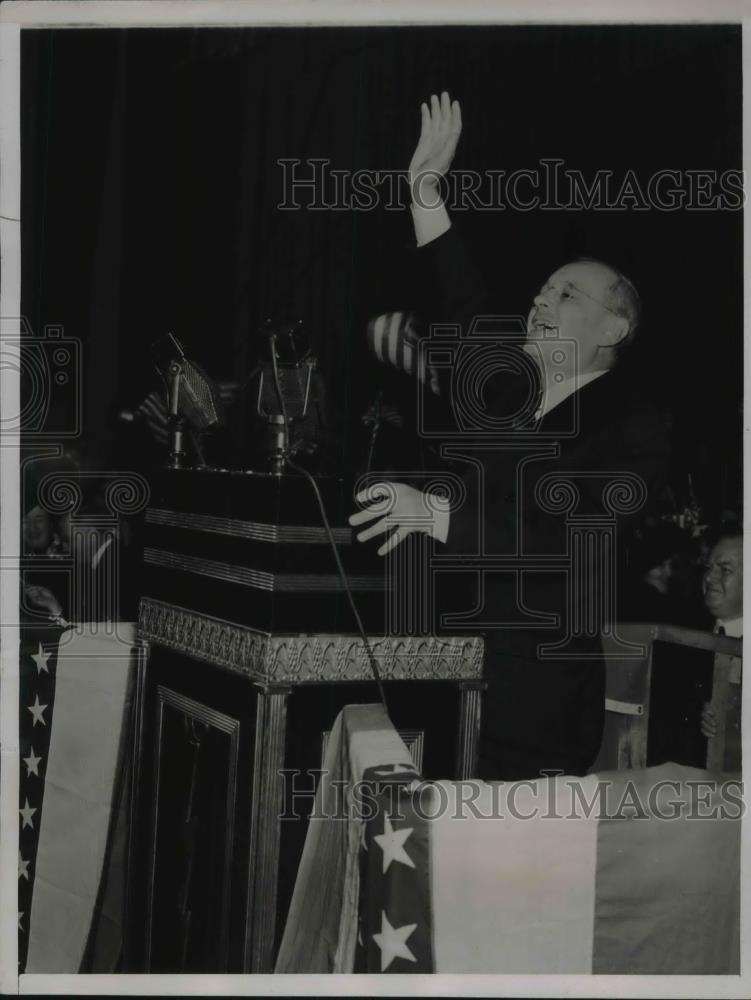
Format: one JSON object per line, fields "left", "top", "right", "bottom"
{"left": 414, "top": 226, "right": 672, "bottom": 777}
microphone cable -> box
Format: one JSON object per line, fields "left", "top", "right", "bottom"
{"left": 268, "top": 338, "right": 390, "bottom": 717}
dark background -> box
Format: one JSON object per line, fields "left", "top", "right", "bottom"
{"left": 21, "top": 24, "right": 743, "bottom": 518}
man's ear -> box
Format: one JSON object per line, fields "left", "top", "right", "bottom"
{"left": 600, "top": 315, "right": 630, "bottom": 347}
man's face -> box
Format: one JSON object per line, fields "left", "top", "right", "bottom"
{"left": 525, "top": 261, "right": 621, "bottom": 371}
{"left": 703, "top": 536, "right": 743, "bottom": 622}
{"left": 23, "top": 505, "right": 53, "bottom": 553}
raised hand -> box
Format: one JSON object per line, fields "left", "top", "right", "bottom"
{"left": 408, "top": 91, "right": 462, "bottom": 203}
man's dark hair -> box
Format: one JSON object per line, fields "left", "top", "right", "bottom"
{"left": 702, "top": 523, "right": 743, "bottom": 553}
{"left": 714, "top": 524, "right": 743, "bottom": 544}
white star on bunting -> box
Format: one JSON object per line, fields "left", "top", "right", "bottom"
{"left": 18, "top": 853, "right": 29, "bottom": 880}
{"left": 19, "top": 799, "right": 37, "bottom": 830}
{"left": 372, "top": 910, "right": 417, "bottom": 971}
{"left": 23, "top": 747, "right": 42, "bottom": 777}
{"left": 31, "top": 643, "right": 50, "bottom": 674}
{"left": 374, "top": 815, "right": 415, "bottom": 873}
{"left": 27, "top": 695, "right": 48, "bottom": 727}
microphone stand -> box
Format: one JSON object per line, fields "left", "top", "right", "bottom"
{"left": 267, "top": 334, "right": 289, "bottom": 476}
{"left": 166, "top": 360, "right": 186, "bottom": 469}
{"left": 365, "top": 392, "right": 383, "bottom": 475}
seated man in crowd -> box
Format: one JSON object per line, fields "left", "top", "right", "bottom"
{"left": 22, "top": 503, "right": 69, "bottom": 627}
{"left": 700, "top": 529, "right": 743, "bottom": 767}
{"left": 21, "top": 471, "right": 139, "bottom": 626}
{"left": 647, "top": 526, "right": 742, "bottom": 769}
{"left": 701, "top": 529, "right": 743, "bottom": 639}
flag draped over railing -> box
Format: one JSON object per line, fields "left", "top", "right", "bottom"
{"left": 19, "top": 624, "right": 137, "bottom": 972}
{"left": 18, "top": 624, "right": 65, "bottom": 972}
{"left": 275, "top": 704, "right": 420, "bottom": 973}
{"left": 278, "top": 704, "right": 740, "bottom": 975}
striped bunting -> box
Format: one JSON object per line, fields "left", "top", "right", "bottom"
{"left": 366, "top": 774, "right": 740, "bottom": 974}
{"left": 22, "top": 625, "right": 137, "bottom": 972}
{"left": 366, "top": 311, "right": 440, "bottom": 394}
{"left": 18, "top": 624, "right": 65, "bottom": 972}
{"left": 277, "top": 705, "right": 740, "bottom": 975}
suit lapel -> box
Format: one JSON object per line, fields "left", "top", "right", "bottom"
{"left": 537, "top": 369, "right": 627, "bottom": 441}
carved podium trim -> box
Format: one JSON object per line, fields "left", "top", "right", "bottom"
{"left": 138, "top": 597, "right": 483, "bottom": 685}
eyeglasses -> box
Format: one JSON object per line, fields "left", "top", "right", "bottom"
{"left": 537, "top": 279, "right": 623, "bottom": 319}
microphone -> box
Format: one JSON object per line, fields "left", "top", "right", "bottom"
{"left": 151, "top": 332, "right": 223, "bottom": 431}
{"left": 253, "top": 320, "right": 321, "bottom": 472}
{"left": 150, "top": 332, "right": 224, "bottom": 468}
{"left": 256, "top": 320, "right": 315, "bottom": 423}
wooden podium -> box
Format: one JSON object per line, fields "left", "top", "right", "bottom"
{"left": 125, "top": 470, "right": 484, "bottom": 973}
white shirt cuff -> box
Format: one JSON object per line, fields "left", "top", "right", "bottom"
{"left": 411, "top": 201, "right": 451, "bottom": 247}
{"left": 428, "top": 495, "right": 451, "bottom": 543}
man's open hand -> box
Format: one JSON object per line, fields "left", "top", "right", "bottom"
{"left": 409, "top": 91, "right": 462, "bottom": 203}
{"left": 349, "top": 481, "right": 447, "bottom": 557}
{"left": 700, "top": 701, "right": 719, "bottom": 739}
{"left": 24, "top": 584, "right": 62, "bottom": 618}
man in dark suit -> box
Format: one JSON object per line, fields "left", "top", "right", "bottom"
{"left": 351, "top": 93, "right": 670, "bottom": 779}
{"left": 700, "top": 530, "right": 742, "bottom": 771}
{"left": 646, "top": 529, "right": 742, "bottom": 770}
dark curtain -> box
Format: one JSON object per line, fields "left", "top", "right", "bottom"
{"left": 21, "top": 24, "right": 742, "bottom": 513}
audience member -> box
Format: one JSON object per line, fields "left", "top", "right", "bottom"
{"left": 647, "top": 525, "right": 742, "bottom": 769}
{"left": 699, "top": 530, "right": 742, "bottom": 760}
